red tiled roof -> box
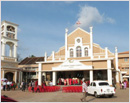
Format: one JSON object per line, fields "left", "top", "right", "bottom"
{"left": 19, "top": 57, "right": 44, "bottom": 65}
{"left": 118, "top": 51, "right": 129, "bottom": 54}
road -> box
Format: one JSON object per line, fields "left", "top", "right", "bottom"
{"left": 1, "top": 88, "right": 129, "bottom": 102}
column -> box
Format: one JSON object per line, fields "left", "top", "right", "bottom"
{"left": 90, "top": 70, "right": 93, "bottom": 83}
{"left": 2, "top": 42, "right": 5, "bottom": 56}
{"left": 120, "top": 72, "right": 123, "bottom": 82}
{"left": 44, "top": 52, "right": 47, "bottom": 62}
{"left": 15, "top": 26, "right": 18, "bottom": 39}
{"left": 15, "top": 71, "right": 17, "bottom": 83}
{"left": 65, "top": 28, "right": 68, "bottom": 60}
{"left": 14, "top": 44, "right": 17, "bottom": 61}
{"left": 21, "top": 71, "right": 23, "bottom": 82}
{"left": 53, "top": 71, "right": 57, "bottom": 85}
{"left": 90, "top": 27, "right": 93, "bottom": 59}
{"left": 9, "top": 44, "right": 13, "bottom": 57}
{"left": 3, "top": 23, "right": 7, "bottom": 36}
{"left": 107, "top": 60, "right": 112, "bottom": 85}
{"left": 105, "top": 47, "right": 108, "bottom": 58}
{"left": 116, "top": 72, "right": 119, "bottom": 83}
{"left": 3, "top": 70, "right": 5, "bottom": 78}
{"left": 115, "top": 47, "right": 119, "bottom": 83}
{"left": 19, "top": 72, "right": 21, "bottom": 83}
{"left": 52, "top": 51, "right": 55, "bottom": 61}
{"left": 38, "top": 63, "right": 42, "bottom": 85}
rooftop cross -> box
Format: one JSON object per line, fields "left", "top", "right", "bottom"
{"left": 76, "top": 21, "right": 81, "bottom": 27}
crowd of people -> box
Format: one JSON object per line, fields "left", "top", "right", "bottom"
{"left": 2, "top": 80, "right": 17, "bottom": 91}
{"left": 2, "top": 80, "right": 29, "bottom": 92}
{"left": 2, "top": 79, "right": 128, "bottom": 93}
{"left": 57, "top": 78, "right": 90, "bottom": 86}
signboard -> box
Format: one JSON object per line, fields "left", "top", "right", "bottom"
{"left": 52, "top": 60, "right": 92, "bottom": 71}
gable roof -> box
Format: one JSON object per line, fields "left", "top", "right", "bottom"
{"left": 19, "top": 57, "right": 44, "bottom": 65}
{"left": 68, "top": 27, "right": 90, "bottom": 37}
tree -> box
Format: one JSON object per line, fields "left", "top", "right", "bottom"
{"left": 29, "top": 55, "right": 35, "bottom": 57}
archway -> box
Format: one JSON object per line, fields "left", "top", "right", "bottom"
{"left": 5, "top": 72, "right": 14, "bottom": 81}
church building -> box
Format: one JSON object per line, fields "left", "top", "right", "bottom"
{"left": 36, "top": 27, "right": 121, "bottom": 86}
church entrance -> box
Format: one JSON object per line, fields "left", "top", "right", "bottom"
{"left": 57, "top": 71, "right": 84, "bottom": 79}
{"left": 5, "top": 72, "right": 14, "bottom": 81}
{"left": 57, "top": 71, "right": 84, "bottom": 85}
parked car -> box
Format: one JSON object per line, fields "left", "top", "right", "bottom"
{"left": 87, "top": 81, "right": 116, "bottom": 98}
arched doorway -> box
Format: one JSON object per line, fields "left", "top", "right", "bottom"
{"left": 5, "top": 72, "right": 14, "bottom": 81}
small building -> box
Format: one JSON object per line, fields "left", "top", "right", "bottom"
{"left": 18, "top": 57, "right": 44, "bottom": 83}
{"left": 118, "top": 51, "right": 129, "bottom": 82}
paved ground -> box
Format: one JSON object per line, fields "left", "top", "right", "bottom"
{"left": 1, "top": 88, "right": 129, "bottom": 102}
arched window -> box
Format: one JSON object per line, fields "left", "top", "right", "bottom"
{"left": 84, "top": 47, "right": 88, "bottom": 57}
{"left": 76, "top": 46, "right": 82, "bottom": 57}
{"left": 70, "top": 49, "right": 73, "bottom": 57}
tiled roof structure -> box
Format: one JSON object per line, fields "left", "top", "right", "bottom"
{"left": 19, "top": 57, "right": 44, "bottom": 65}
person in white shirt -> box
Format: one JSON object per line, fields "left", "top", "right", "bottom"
{"left": 3, "top": 81, "right": 7, "bottom": 91}
{"left": 7, "top": 81, "right": 10, "bottom": 91}
{"left": 80, "top": 78, "right": 88, "bottom": 102}
{"left": 49, "top": 81, "right": 53, "bottom": 86}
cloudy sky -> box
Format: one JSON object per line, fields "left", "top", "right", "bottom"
{"left": 1, "top": 1, "right": 129, "bottom": 59}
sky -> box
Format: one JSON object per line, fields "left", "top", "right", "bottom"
{"left": 1, "top": 1, "right": 129, "bottom": 60}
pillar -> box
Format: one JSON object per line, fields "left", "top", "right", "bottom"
{"left": 52, "top": 51, "right": 55, "bottom": 61}
{"left": 65, "top": 28, "right": 68, "bottom": 60}
{"left": 38, "top": 63, "right": 42, "bottom": 85}
{"left": 2, "top": 42, "right": 5, "bottom": 56}
{"left": 53, "top": 71, "right": 57, "bottom": 85}
{"left": 19, "top": 72, "right": 21, "bottom": 83}
{"left": 15, "top": 26, "right": 18, "bottom": 39}
{"left": 107, "top": 59, "right": 112, "bottom": 85}
{"left": 105, "top": 47, "right": 108, "bottom": 58}
{"left": 3, "top": 23, "right": 7, "bottom": 36}
{"left": 21, "top": 71, "right": 23, "bottom": 82}
{"left": 90, "top": 27, "right": 93, "bottom": 59}
{"left": 115, "top": 47, "right": 119, "bottom": 83}
{"left": 44, "top": 52, "right": 47, "bottom": 62}
{"left": 14, "top": 44, "right": 17, "bottom": 61}
{"left": 90, "top": 70, "right": 93, "bottom": 83}
{"left": 116, "top": 72, "right": 119, "bottom": 83}
{"left": 120, "top": 72, "right": 123, "bottom": 82}
{"left": 15, "top": 71, "right": 17, "bottom": 83}
{"left": 9, "top": 44, "right": 13, "bottom": 57}
{"left": 3, "top": 70, "right": 5, "bottom": 78}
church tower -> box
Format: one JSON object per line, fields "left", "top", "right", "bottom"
{"left": 1, "top": 20, "right": 19, "bottom": 83}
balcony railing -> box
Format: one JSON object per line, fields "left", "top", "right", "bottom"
{"left": 1, "top": 56, "right": 16, "bottom": 62}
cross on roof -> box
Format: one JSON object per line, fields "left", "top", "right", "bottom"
{"left": 76, "top": 21, "right": 81, "bottom": 27}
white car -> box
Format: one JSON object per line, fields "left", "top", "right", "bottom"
{"left": 87, "top": 81, "right": 116, "bottom": 98}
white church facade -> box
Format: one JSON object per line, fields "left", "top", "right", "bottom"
{"left": 36, "top": 27, "right": 121, "bottom": 86}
